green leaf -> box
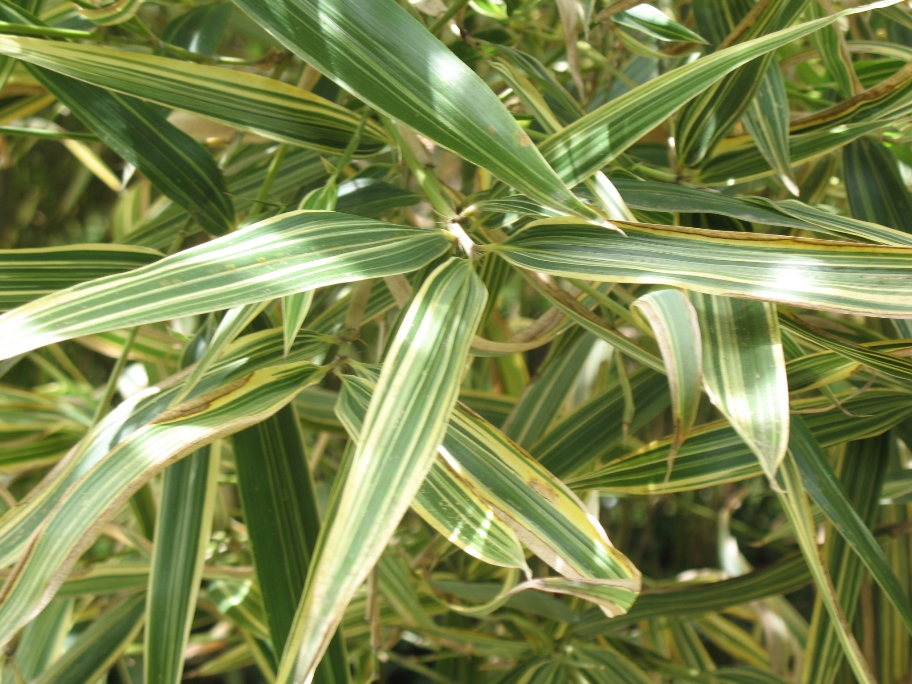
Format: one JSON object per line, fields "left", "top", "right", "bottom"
{"left": 172, "top": 302, "right": 271, "bottom": 405}
{"left": 539, "top": 1, "right": 888, "bottom": 186}
{"left": 0, "top": 244, "right": 161, "bottom": 311}
{"left": 690, "top": 293, "right": 788, "bottom": 480}
{"left": 234, "top": 401, "right": 351, "bottom": 682}
{"left": 35, "top": 71, "right": 235, "bottom": 236}
{"left": 533, "top": 368, "right": 670, "bottom": 478}
{"left": 612, "top": 4, "right": 707, "bottom": 43}
{"left": 145, "top": 445, "right": 219, "bottom": 684}
{"left": 844, "top": 136, "right": 912, "bottom": 234}
{"left": 776, "top": 450, "right": 876, "bottom": 684}
{"left": 632, "top": 289, "right": 702, "bottom": 472}
{"left": 574, "top": 552, "right": 810, "bottom": 635}
{"left": 801, "top": 435, "right": 888, "bottom": 684}
{"left": 697, "top": 121, "right": 882, "bottom": 186}
{"left": 570, "top": 388, "right": 912, "bottom": 494}
{"left": 283, "top": 290, "right": 314, "bottom": 359}
{"left": 160, "top": 3, "right": 232, "bottom": 56}
{"left": 609, "top": 178, "right": 912, "bottom": 246}
{"left": 484, "top": 218, "right": 912, "bottom": 318}
{"left": 144, "top": 330, "right": 222, "bottom": 684}
{"left": 209, "top": 580, "right": 271, "bottom": 642}
{"left": 277, "top": 258, "right": 486, "bottom": 683}
{"left": 0, "top": 35, "right": 389, "bottom": 156}
{"left": 674, "top": 0, "right": 808, "bottom": 167}
{"left": 789, "top": 418, "right": 912, "bottom": 641}
{"left": 336, "top": 379, "right": 527, "bottom": 569}
{"left": 229, "top": 0, "right": 600, "bottom": 222}
{"left": 0, "top": 211, "right": 451, "bottom": 360}
{"left": 33, "top": 593, "right": 146, "bottom": 684}
{"left": 338, "top": 375, "right": 641, "bottom": 615}
{"left": 13, "top": 598, "right": 72, "bottom": 679}
{"left": 0, "top": 5, "right": 235, "bottom": 235}
{"left": 0, "top": 361, "right": 325, "bottom": 646}
{"left": 742, "top": 63, "right": 797, "bottom": 195}
{"left": 809, "top": 1, "right": 859, "bottom": 99}
{"left": 502, "top": 330, "right": 595, "bottom": 448}
{"left": 780, "top": 313, "right": 912, "bottom": 384}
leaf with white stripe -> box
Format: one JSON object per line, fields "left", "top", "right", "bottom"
{"left": 844, "top": 136, "right": 912, "bottom": 234}
{"left": 632, "top": 289, "right": 702, "bottom": 474}
{"left": 539, "top": 1, "right": 896, "bottom": 186}
{"left": 277, "top": 258, "right": 486, "bottom": 684}
{"left": 484, "top": 218, "right": 912, "bottom": 318}
{"left": 0, "top": 361, "right": 324, "bottom": 647}
{"left": 789, "top": 418, "right": 912, "bottom": 642}
{"left": 230, "top": 0, "right": 600, "bottom": 222}
{"left": 0, "top": 211, "right": 451, "bottom": 360}
{"left": 0, "top": 244, "right": 161, "bottom": 311}
{"left": 33, "top": 593, "right": 146, "bottom": 684}
{"left": 742, "top": 63, "right": 797, "bottom": 195}
{"left": 336, "top": 380, "right": 526, "bottom": 569}
{"left": 338, "top": 375, "right": 642, "bottom": 616}
{"left": 0, "top": 35, "right": 389, "bottom": 156}
{"left": 689, "top": 293, "right": 788, "bottom": 481}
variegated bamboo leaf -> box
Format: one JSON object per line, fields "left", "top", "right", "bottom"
{"left": 540, "top": 1, "right": 896, "bottom": 186}
{"left": 689, "top": 293, "right": 788, "bottom": 481}
{"left": 230, "top": 0, "right": 601, "bottom": 222}
{"left": 337, "top": 375, "right": 641, "bottom": 616}
{"left": 277, "top": 258, "right": 486, "bottom": 684}
{"left": 484, "top": 218, "right": 912, "bottom": 318}
{"left": 0, "top": 211, "right": 451, "bottom": 360}
{"left": 0, "top": 35, "right": 389, "bottom": 155}
{"left": 0, "top": 244, "right": 161, "bottom": 311}
{"left": 336, "top": 379, "right": 527, "bottom": 569}
{"left": 632, "top": 289, "right": 702, "bottom": 474}
{"left": 0, "top": 362, "right": 325, "bottom": 645}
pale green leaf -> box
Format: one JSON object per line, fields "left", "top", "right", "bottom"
{"left": 632, "top": 289, "right": 702, "bottom": 471}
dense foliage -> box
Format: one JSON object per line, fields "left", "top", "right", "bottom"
{"left": 1, "top": 0, "right": 912, "bottom": 682}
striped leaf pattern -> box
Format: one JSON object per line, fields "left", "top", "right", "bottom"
{"left": 0, "top": 36, "right": 389, "bottom": 155}
{"left": 0, "top": 362, "right": 324, "bottom": 647}
{"left": 689, "top": 293, "right": 789, "bottom": 480}
{"left": 0, "top": 211, "right": 451, "bottom": 359}
{"left": 4, "top": 0, "right": 912, "bottom": 679}
{"left": 485, "top": 219, "right": 912, "bottom": 317}
{"left": 277, "top": 258, "right": 486, "bottom": 683}
{"left": 231, "top": 0, "right": 600, "bottom": 221}
{"left": 632, "top": 289, "right": 702, "bottom": 467}
{"left": 0, "top": 244, "right": 161, "bottom": 310}
{"left": 337, "top": 375, "right": 641, "bottom": 615}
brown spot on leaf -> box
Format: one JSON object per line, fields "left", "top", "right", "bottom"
{"left": 528, "top": 478, "right": 559, "bottom": 503}
{"left": 152, "top": 374, "right": 251, "bottom": 424}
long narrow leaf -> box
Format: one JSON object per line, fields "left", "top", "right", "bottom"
{"left": 0, "top": 211, "right": 451, "bottom": 360}
{"left": 0, "top": 362, "right": 325, "bottom": 645}
{"left": 0, "top": 35, "right": 389, "bottom": 155}
{"left": 234, "top": 401, "right": 350, "bottom": 682}
{"left": 277, "top": 258, "right": 486, "bottom": 683}
{"left": 230, "top": 0, "right": 600, "bottom": 221}
{"left": 632, "top": 289, "right": 702, "bottom": 468}
{"left": 690, "top": 293, "right": 789, "bottom": 480}
{"left": 789, "top": 418, "right": 912, "bottom": 639}
{"left": 485, "top": 218, "right": 912, "bottom": 318}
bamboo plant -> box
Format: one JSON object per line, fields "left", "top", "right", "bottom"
{"left": 1, "top": 0, "right": 912, "bottom": 682}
